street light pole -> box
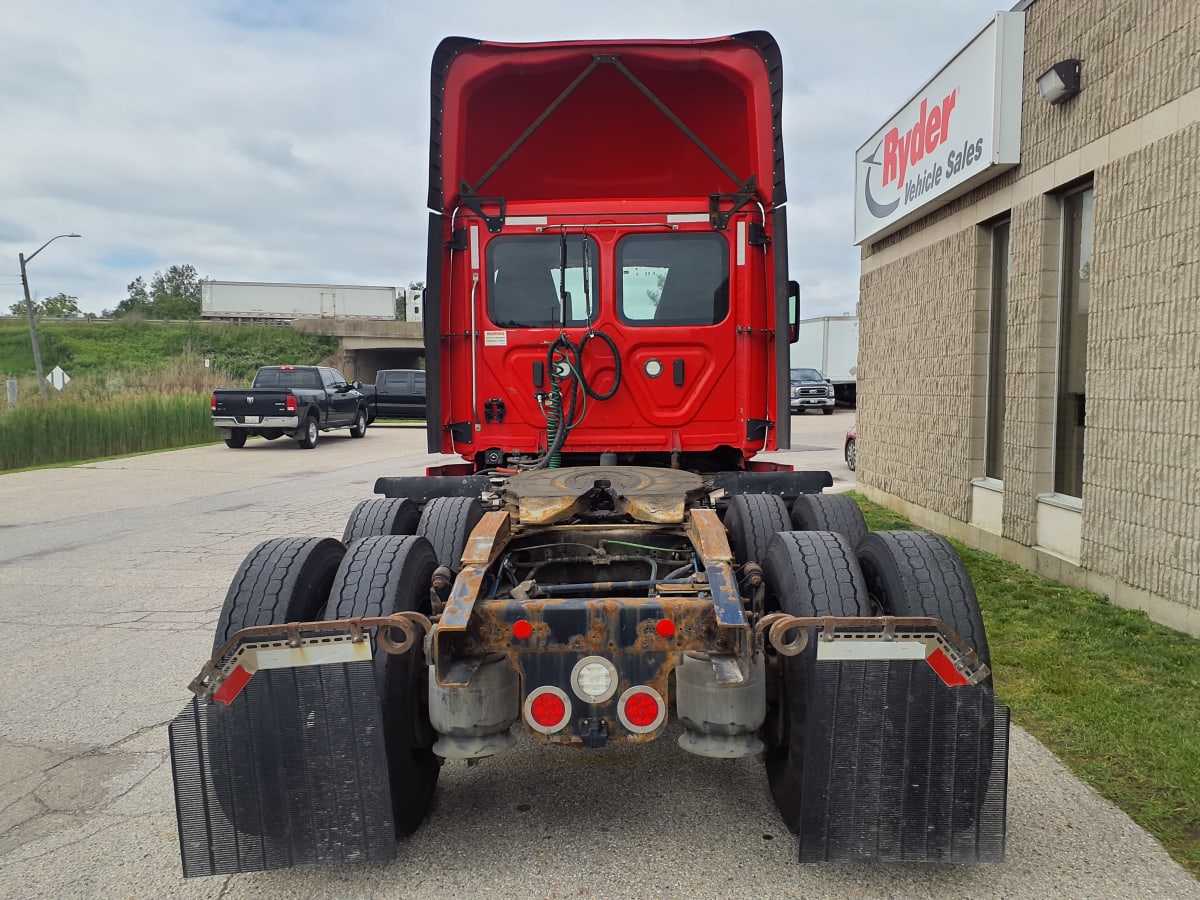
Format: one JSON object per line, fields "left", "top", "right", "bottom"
{"left": 19, "top": 233, "right": 81, "bottom": 398}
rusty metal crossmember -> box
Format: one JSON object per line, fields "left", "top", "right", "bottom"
{"left": 755, "top": 614, "right": 991, "bottom": 687}
{"left": 190, "top": 612, "right": 433, "bottom": 701}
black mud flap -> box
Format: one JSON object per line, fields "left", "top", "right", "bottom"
{"left": 169, "top": 662, "right": 395, "bottom": 877}
{"left": 797, "top": 660, "right": 1009, "bottom": 863}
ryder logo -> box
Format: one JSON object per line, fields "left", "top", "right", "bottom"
{"left": 883, "top": 89, "right": 956, "bottom": 187}
{"left": 861, "top": 87, "right": 959, "bottom": 221}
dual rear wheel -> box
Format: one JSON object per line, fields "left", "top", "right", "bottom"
{"left": 210, "top": 495, "right": 487, "bottom": 839}
{"left": 724, "top": 492, "right": 993, "bottom": 834}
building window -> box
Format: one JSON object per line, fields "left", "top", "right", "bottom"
{"left": 1054, "top": 186, "right": 1093, "bottom": 497}
{"left": 985, "top": 219, "right": 1010, "bottom": 480}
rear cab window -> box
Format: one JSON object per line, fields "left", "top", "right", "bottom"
{"left": 617, "top": 233, "right": 729, "bottom": 326}
{"left": 486, "top": 235, "right": 600, "bottom": 328}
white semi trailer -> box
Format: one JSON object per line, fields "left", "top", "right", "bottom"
{"left": 791, "top": 315, "right": 858, "bottom": 406}
{"left": 201, "top": 281, "right": 398, "bottom": 321}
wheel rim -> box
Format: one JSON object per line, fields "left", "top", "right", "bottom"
{"left": 308, "top": 420, "right": 317, "bottom": 442}
{"left": 846, "top": 439, "right": 856, "bottom": 469}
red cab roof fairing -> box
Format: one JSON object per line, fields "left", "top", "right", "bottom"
{"left": 427, "top": 32, "right": 786, "bottom": 215}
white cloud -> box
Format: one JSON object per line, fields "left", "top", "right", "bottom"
{"left": 1, "top": 0, "right": 1005, "bottom": 314}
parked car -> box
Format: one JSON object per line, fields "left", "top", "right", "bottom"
{"left": 211, "top": 365, "right": 371, "bottom": 449}
{"left": 844, "top": 423, "right": 857, "bottom": 472}
{"left": 373, "top": 368, "right": 427, "bottom": 419}
{"left": 789, "top": 367, "right": 835, "bottom": 414}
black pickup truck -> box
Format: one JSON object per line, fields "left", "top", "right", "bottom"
{"left": 212, "top": 365, "right": 371, "bottom": 449}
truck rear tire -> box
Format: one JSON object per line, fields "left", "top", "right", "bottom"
{"left": 761, "top": 530, "right": 870, "bottom": 831}
{"left": 324, "top": 535, "right": 441, "bottom": 836}
{"left": 416, "top": 496, "right": 483, "bottom": 572}
{"left": 854, "top": 531, "right": 996, "bottom": 835}
{"left": 724, "top": 493, "right": 791, "bottom": 566}
{"left": 224, "top": 431, "right": 247, "bottom": 449}
{"left": 213, "top": 537, "right": 345, "bottom": 652}
{"left": 298, "top": 415, "right": 319, "bottom": 449}
{"left": 789, "top": 493, "right": 868, "bottom": 550}
{"left": 343, "top": 497, "right": 420, "bottom": 544}
{"left": 349, "top": 407, "right": 368, "bottom": 438}
{"left": 855, "top": 531, "right": 991, "bottom": 667}
{"left": 206, "top": 537, "right": 346, "bottom": 837}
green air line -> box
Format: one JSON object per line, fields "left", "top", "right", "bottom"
{"left": 603, "top": 540, "right": 680, "bottom": 553}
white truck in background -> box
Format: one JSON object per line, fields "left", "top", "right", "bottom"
{"left": 200, "top": 281, "right": 399, "bottom": 322}
{"left": 791, "top": 315, "right": 858, "bottom": 406}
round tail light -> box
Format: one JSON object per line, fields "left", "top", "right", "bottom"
{"left": 570, "top": 656, "right": 618, "bottom": 703}
{"left": 524, "top": 686, "right": 571, "bottom": 734}
{"left": 617, "top": 686, "right": 666, "bottom": 733}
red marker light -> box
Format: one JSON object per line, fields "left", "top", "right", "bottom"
{"left": 623, "top": 691, "right": 660, "bottom": 729}
{"left": 655, "top": 619, "right": 675, "bottom": 638}
{"left": 926, "top": 647, "right": 970, "bottom": 687}
{"left": 212, "top": 664, "right": 254, "bottom": 705}
{"left": 286, "top": 395, "right": 298, "bottom": 412}
{"left": 530, "top": 692, "right": 566, "bottom": 728}
{"left": 512, "top": 619, "right": 532, "bottom": 640}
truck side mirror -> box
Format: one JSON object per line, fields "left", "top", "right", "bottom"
{"left": 787, "top": 280, "right": 800, "bottom": 343}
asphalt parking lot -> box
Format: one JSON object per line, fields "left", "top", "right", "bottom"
{"left": 1, "top": 415, "right": 1196, "bottom": 899}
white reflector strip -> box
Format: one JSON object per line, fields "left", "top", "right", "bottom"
{"left": 470, "top": 224, "right": 480, "bottom": 270}
{"left": 816, "top": 639, "right": 928, "bottom": 662}
{"left": 737, "top": 221, "right": 747, "bottom": 266}
{"left": 507, "top": 216, "right": 548, "bottom": 225}
{"left": 666, "top": 213, "right": 708, "bottom": 223}
{"left": 251, "top": 640, "right": 372, "bottom": 671}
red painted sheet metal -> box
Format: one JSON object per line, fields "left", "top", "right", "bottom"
{"left": 430, "top": 33, "right": 784, "bottom": 211}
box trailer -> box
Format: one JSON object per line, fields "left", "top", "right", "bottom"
{"left": 200, "top": 281, "right": 398, "bottom": 321}
{"left": 791, "top": 315, "right": 858, "bottom": 405}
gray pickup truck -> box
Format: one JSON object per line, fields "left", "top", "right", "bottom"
{"left": 211, "top": 365, "right": 370, "bottom": 449}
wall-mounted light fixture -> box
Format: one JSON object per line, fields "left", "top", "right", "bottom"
{"left": 1037, "top": 59, "right": 1081, "bottom": 105}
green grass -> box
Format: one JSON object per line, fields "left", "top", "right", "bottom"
{"left": 851, "top": 492, "right": 1200, "bottom": 876}
{"left": 0, "top": 317, "right": 337, "bottom": 386}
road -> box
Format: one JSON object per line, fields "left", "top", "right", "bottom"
{"left": 1, "top": 411, "right": 1195, "bottom": 899}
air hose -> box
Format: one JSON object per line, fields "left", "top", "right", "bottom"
{"left": 530, "top": 330, "right": 621, "bottom": 470}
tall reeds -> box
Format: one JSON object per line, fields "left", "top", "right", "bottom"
{"left": 0, "top": 354, "right": 229, "bottom": 471}
{"left": 0, "top": 392, "right": 214, "bottom": 471}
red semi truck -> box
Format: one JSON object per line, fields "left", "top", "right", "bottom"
{"left": 170, "top": 33, "right": 1007, "bottom": 877}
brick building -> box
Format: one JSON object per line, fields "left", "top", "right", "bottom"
{"left": 852, "top": 1, "right": 1199, "bottom": 635}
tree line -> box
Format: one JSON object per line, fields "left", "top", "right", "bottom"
{"left": 9, "top": 264, "right": 206, "bottom": 320}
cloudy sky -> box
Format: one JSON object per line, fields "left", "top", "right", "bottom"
{"left": 2, "top": 0, "right": 1006, "bottom": 317}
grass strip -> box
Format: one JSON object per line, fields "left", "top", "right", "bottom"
{"left": 850, "top": 492, "right": 1200, "bottom": 876}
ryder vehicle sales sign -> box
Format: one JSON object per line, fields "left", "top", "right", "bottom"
{"left": 854, "top": 12, "right": 1025, "bottom": 245}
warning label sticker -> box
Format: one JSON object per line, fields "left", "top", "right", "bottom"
{"left": 483, "top": 331, "right": 507, "bottom": 346}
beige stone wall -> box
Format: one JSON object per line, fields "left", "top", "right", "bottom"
{"left": 858, "top": 231, "right": 979, "bottom": 522}
{"left": 1019, "top": 0, "right": 1200, "bottom": 173}
{"left": 1082, "top": 122, "right": 1200, "bottom": 610}
{"left": 857, "top": 0, "right": 1200, "bottom": 631}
